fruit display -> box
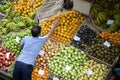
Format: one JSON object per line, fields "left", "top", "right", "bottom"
{"left": 48, "top": 46, "right": 88, "bottom": 80}
{"left": 32, "top": 67, "right": 49, "bottom": 80}
{"left": 87, "top": 36, "right": 120, "bottom": 64}
{"left": 90, "top": 0, "right": 120, "bottom": 32}
{"left": 0, "top": 1, "right": 12, "bottom": 14}
{"left": 13, "top": 0, "right": 45, "bottom": 17}
{"left": 40, "top": 10, "right": 84, "bottom": 44}
{"left": 8, "top": 60, "right": 16, "bottom": 74}
{"left": 99, "top": 30, "right": 120, "bottom": 45}
{"left": 35, "top": 39, "right": 64, "bottom": 69}
{"left": 0, "top": 47, "right": 16, "bottom": 72}
{"left": 0, "top": 11, "right": 37, "bottom": 35}
{"left": 3, "top": 28, "right": 31, "bottom": 55}
{"left": 79, "top": 60, "right": 108, "bottom": 80}
{"left": 70, "top": 25, "right": 97, "bottom": 51}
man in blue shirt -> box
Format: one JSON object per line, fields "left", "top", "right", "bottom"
{"left": 13, "top": 19, "right": 59, "bottom": 80}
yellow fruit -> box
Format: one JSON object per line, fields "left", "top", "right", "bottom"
{"left": 40, "top": 10, "right": 84, "bottom": 44}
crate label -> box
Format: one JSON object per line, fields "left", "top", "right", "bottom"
{"left": 39, "top": 50, "right": 45, "bottom": 55}
{"left": 65, "top": 65, "right": 71, "bottom": 72}
{"left": 53, "top": 77, "right": 59, "bottom": 80}
{"left": 6, "top": 52, "right": 10, "bottom": 58}
{"left": 38, "top": 70, "right": 44, "bottom": 75}
{"left": 14, "top": 37, "right": 20, "bottom": 43}
{"left": 107, "top": 20, "right": 114, "bottom": 24}
{"left": 73, "top": 35, "right": 80, "bottom": 41}
{"left": 86, "top": 69, "right": 93, "bottom": 76}
{"left": 103, "top": 41, "right": 111, "bottom": 47}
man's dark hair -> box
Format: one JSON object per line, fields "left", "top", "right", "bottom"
{"left": 31, "top": 26, "right": 41, "bottom": 37}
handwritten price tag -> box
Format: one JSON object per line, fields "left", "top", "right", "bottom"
{"left": 14, "top": 37, "right": 20, "bottom": 43}
{"left": 65, "top": 65, "right": 71, "bottom": 72}
{"left": 38, "top": 70, "right": 44, "bottom": 76}
{"left": 53, "top": 77, "right": 59, "bottom": 80}
{"left": 107, "top": 20, "right": 114, "bottom": 24}
{"left": 73, "top": 35, "right": 80, "bottom": 41}
{"left": 6, "top": 52, "right": 10, "bottom": 58}
{"left": 103, "top": 41, "right": 111, "bottom": 47}
{"left": 86, "top": 69, "right": 93, "bottom": 76}
{"left": 39, "top": 50, "right": 45, "bottom": 55}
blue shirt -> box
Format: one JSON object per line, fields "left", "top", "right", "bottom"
{"left": 17, "top": 36, "right": 48, "bottom": 65}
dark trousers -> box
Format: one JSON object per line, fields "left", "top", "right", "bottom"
{"left": 13, "top": 61, "right": 33, "bottom": 80}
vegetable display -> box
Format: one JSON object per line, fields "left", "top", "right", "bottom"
{"left": 40, "top": 10, "right": 84, "bottom": 44}
{"left": 13, "top": 0, "right": 44, "bottom": 17}
{"left": 70, "top": 25, "right": 97, "bottom": 51}
{"left": 48, "top": 46, "right": 88, "bottom": 80}
{"left": 0, "top": 47, "right": 16, "bottom": 72}
{"left": 35, "top": 39, "right": 64, "bottom": 69}
{"left": 87, "top": 36, "right": 120, "bottom": 64}
{"left": 90, "top": 0, "right": 120, "bottom": 32}
{"left": 79, "top": 60, "right": 108, "bottom": 80}
{"left": 99, "top": 30, "right": 120, "bottom": 45}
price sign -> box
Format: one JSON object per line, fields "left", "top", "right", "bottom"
{"left": 53, "top": 77, "right": 59, "bottom": 80}
{"left": 14, "top": 37, "right": 20, "bottom": 43}
{"left": 103, "top": 41, "right": 111, "bottom": 47}
{"left": 107, "top": 20, "right": 114, "bottom": 24}
{"left": 86, "top": 69, "right": 93, "bottom": 76}
{"left": 38, "top": 70, "right": 44, "bottom": 76}
{"left": 65, "top": 65, "right": 71, "bottom": 72}
{"left": 73, "top": 35, "right": 80, "bottom": 41}
{"left": 39, "top": 50, "right": 45, "bottom": 55}
{"left": 6, "top": 52, "right": 10, "bottom": 58}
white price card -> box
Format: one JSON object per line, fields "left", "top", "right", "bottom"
{"left": 38, "top": 70, "right": 44, "bottom": 75}
{"left": 107, "top": 20, "right": 114, "bottom": 24}
{"left": 53, "top": 77, "right": 59, "bottom": 80}
{"left": 39, "top": 50, "right": 45, "bottom": 55}
{"left": 86, "top": 69, "right": 93, "bottom": 76}
{"left": 103, "top": 41, "right": 111, "bottom": 47}
{"left": 65, "top": 65, "right": 71, "bottom": 72}
{"left": 14, "top": 37, "right": 20, "bottom": 43}
{"left": 6, "top": 52, "right": 10, "bottom": 58}
{"left": 73, "top": 35, "right": 80, "bottom": 41}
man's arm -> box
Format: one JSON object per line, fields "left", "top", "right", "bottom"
{"left": 46, "top": 19, "right": 59, "bottom": 38}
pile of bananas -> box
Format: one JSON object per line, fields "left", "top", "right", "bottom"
{"left": 0, "top": 1, "right": 12, "bottom": 14}
{"left": 91, "top": 0, "right": 120, "bottom": 33}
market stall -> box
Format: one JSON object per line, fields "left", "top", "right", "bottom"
{"left": 0, "top": 0, "right": 120, "bottom": 80}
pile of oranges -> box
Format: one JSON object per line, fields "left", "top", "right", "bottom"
{"left": 32, "top": 67, "right": 49, "bottom": 80}
{"left": 13, "top": 0, "right": 44, "bottom": 17}
{"left": 40, "top": 10, "right": 84, "bottom": 44}
{"left": 99, "top": 30, "right": 120, "bottom": 45}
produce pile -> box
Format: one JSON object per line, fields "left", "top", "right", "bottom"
{"left": 48, "top": 46, "right": 88, "bottom": 80}
{"left": 3, "top": 28, "right": 31, "bottom": 55}
{"left": 0, "top": 47, "right": 16, "bottom": 72}
{"left": 0, "top": 1, "right": 12, "bottom": 14}
{"left": 87, "top": 36, "right": 120, "bottom": 64}
{"left": 70, "top": 25, "right": 97, "bottom": 51}
{"left": 0, "top": 11, "right": 37, "bottom": 35}
{"left": 32, "top": 67, "right": 49, "bottom": 80}
{"left": 91, "top": 0, "right": 120, "bottom": 32}
{"left": 40, "top": 10, "right": 84, "bottom": 44}
{"left": 13, "top": 0, "right": 44, "bottom": 17}
{"left": 35, "top": 39, "right": 64, "bottom": 69}
{"left": 99, "top": 30, "right": 120, "bottom": 45}
{"left": 79, "top": 60, "right": 108, "bottom": 80}
{"left": 8, "top": 60, "right": 16, "bottom": 74}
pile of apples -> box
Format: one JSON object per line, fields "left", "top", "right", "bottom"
{"left": 13, "top": 0, "right": 44, "bottom": 17}
{"left": 0, "top": 47, "right": 16, "bottom": 72}
{"left": 48, "top": 46, "right": 88, "bottom": 80}
{"left": 40, "top": 10, "right": 84, "bottom": 44}
{"left": 79, "top": 60, "right": 108, "bottom": 80}
{"left": 35, "top": 39, "right": 64, "bottom": 69}
{"left": 32, "top": 67, "right": 49, "bottom": 80}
